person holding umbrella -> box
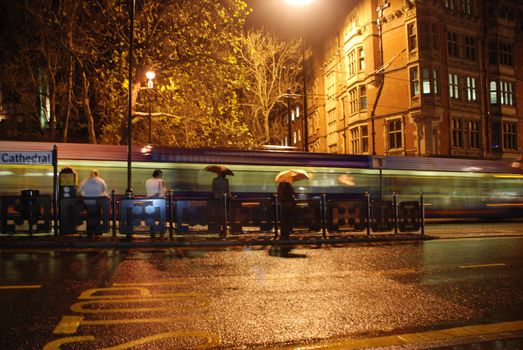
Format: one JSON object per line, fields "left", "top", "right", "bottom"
{"left": 275, "top": 169, "right": 311, "bottom": 239}
{"left": 205, "top": 165, "right": 234, "bottom": 236}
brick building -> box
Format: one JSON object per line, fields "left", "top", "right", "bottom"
{"left": 297, "top": 0, "right": 523, "bottom": 160}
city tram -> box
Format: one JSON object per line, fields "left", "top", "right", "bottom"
{"left": 1, "top": 141, "right": 522, "bottom": 220}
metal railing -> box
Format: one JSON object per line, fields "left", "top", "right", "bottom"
{"left": 0, "top": 191, "right": 425, "bottom": 239}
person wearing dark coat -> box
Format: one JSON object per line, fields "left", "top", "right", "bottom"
{"left": 211, "top": 173, "right": 231, "bottom": 236}
{"left": 277, "top": 181, "right": 296, "bottom": 239}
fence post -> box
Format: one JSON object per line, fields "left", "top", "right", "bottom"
{"left": 274, "top": 193, "right": 279, "bottom": 239}
{"left": 321, "top": 192, "right": 327, "bottom": 239}
{"left": 365, "top": 192, "right": 371, "bottom": 236}
{"left": 393, "top": 192, "right": 398, "bottom": 235}
{"left": 420, "top": 192, "right": 425, "bottom": 235}
{"left": 222, "top": 192, "right": 228, "bottom": 238}
{"left": 168, "top": 190, "right": 174, "bottom": 239}
{"left": 111, "top": 190, "right": 117, "bottom": 239}
{"left": 52, "top": 145, "right": 58, "bottom": 236}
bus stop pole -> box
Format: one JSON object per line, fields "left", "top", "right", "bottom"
{"left": 52, "top": 145, "right": 58, "bottom": 236}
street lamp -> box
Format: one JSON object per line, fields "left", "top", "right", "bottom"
{"left": 126, "top": 0, "right": 135, "bottom": 197}
{"left": 283, "top": 0, "right": 314, "bottom": 152}
{"left": 145, "top": 70, "right": 156, "bottom": 144}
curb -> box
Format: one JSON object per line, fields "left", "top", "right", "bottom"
{"left": 0, "top": 234, "right": 433, "bottom": 249}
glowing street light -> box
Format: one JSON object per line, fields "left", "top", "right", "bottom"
{"left": 146, "top": 70, "right": 156, "bottom": 88}
{"left": 283, "top": 0, "right": 315, "bottom": 152}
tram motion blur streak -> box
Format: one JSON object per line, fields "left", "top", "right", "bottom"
{"left": 1, "top": 141, "right": 523, "bottom": 221}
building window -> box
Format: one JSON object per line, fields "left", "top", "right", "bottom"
{"left": 468, "top": 120, "right": 480, "bottom": 149}
{"left": 350, "top": 125, "right": 369, "bottom": 154}
{"left": 445, "top": 0, "right": 456, "bottom": 11}
{"left": 420, "top": 22, "right": 430, "bottom": 50}
{"left": 407, "top": 23, "right": 417, "bottom": 52}
{"left": 465, "top": 76, "right": 477, "bottom": 102}
{"left": 433, "top": 68, "right": 440, "bottom": 95}
{"left": 490, "top": 81, "right": 498, "bottom": 104}
{"left": 463, "top": 36, "right": 476, "bottom": 60}
{"left": 361, "top": 126, "right": 368, "bottom": 153}
{"left": 503, "top": 121, "right": 518, "bottom": 150}
{"left": 350, "top": 127, "right": 360, "bottom": 154}
{"left": 358, "top": 47, "right": 365, "bottom": 71}
{"left": 349, "top": 88, "right": 358, "bottom": 114}
{"left": 410, "top": 67, "right": 419, "bottom": 97}
{"left": 432, "top": 23, "right": 439, "bottom": 51}
{"left": 422, "top": 68, "right": 431, "bottom": 94}
{"left": 500, "top": 81, "right": 514, "bottom": 106}
{"left": 452, "top": 118, "right": 463, "bottom": 147}
{"left": 499, "top": 42, "right": 513, "bottom": 66}
{"left": 347, "top": 50, "right": 356, "bottom": 77}
{"left": 388, "top": 119, "right": 403, "bottom": 150}
{"left": 462, "top": 0, "right": 472, "bottom": 15}
{"left": 447, "top": 31, "right": 459, "bottom": 57}
{"left": 488, "top": 41, "right": 497, "bottom": 64}
{"left": 452, "top": 117, "right": 480, "bottom": 149}
{"left": 360, "top": 85, "right": 367, "bottom": 110}
{"left": 449, "top": 73, "right": 459, "bottom": 99}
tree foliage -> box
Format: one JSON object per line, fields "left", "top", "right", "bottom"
{"left": 0, "top": 0, "right": 255, "bottom": 148}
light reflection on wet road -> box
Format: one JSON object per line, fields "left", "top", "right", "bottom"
{"left": 0, "top": 237, "right": 522, "bottom": 349}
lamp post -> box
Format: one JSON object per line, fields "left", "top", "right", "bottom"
{"left": 283, "top": 0, "right": 314, "bottom": 152}
{"left": 145, "top": 70, "right": 156, "bottom": 144}
{"left": 126, "top": 0, "right": 135, "bottom": 197}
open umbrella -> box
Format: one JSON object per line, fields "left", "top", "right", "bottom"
{"left": 275, "top": 169, "right": 311, "bottom": 183}
{"left": 204, "top": 165, "right": 234, "bottom": 176}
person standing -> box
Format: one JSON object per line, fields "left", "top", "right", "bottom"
{"left": 211, "top": 173, "right": 231, "bottom": 236}
{"left": 277, "top": 181, "right": 296, "bottom": 239}
{"left": 145, "top": 169, "right": 168, "bottom": 198}
{"left": 212, "top": 173, "right": 231, "bottom": 200}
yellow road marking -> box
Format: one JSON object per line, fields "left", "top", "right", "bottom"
{"left": 79, "top": 287, "right": 152, "bottom": 299}
{"left": 112, "top": 281, "right": 187, "bottom": 287}
{"left": 0, "top": 285, "right": 41, "bottom": 289}
{"left": 43, "top": 336, "right": 94, "bottom": 350}
{"left": 53, "top": 315, "right": 211, "bottom": 334}
{"left": 70, "top": 295, "right": 211, "bottom": 313}
{"left": 45, "top": 331, "right": 220, "bottom": 349}
{"left": 459, "top": 263, "right": 506, "bottom": 269}
{"left": 266, "top": 320, "right": 523, "bottom": 350}
{"left": 103, "top": 331, "right": 220, "bottom": 350}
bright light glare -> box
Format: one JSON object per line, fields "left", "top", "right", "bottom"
{"left": 145, "top": 71, "right": 156, "bottom": 80}
{"left": 284, "top": 0, "right": 314, "bottom": 7}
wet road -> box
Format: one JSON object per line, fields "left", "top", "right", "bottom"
{"left": 1, "top": 236, "right": 523, "bottom": 349}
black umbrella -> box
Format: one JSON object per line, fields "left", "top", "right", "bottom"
{"left": 204, "top": 165, "right": 234, "bottom": 176}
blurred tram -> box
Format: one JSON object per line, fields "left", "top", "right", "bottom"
{"left": 1, "top": 141, "right": 522, "bottom": 219}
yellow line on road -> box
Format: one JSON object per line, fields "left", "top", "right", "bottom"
{"left": 53, "top": 315, "right": 211, "bottom": 334}
{"left": 112, "top": 281, "right": 187, "bottom": 286}
{"left": 459, "top": 263, "right": 506, "bottom": 269}
{"left": 266, "top": 320, "right": 523, "bottom": 350}
{"left": 0, "top": 285, "right": 41, "bottom": 289}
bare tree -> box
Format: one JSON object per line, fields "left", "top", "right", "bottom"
{"left": 238, "top": 30, "right": 304, "bottom": 145}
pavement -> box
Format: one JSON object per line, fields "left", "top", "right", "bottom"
{"left": 0, "top": 222, "right": 522, "bottom": 249}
